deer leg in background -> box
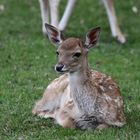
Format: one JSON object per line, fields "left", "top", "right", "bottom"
{"left": 39, "top": 0, "right": 49, "bottom": 34}
{"left": 49, "top": 0, "right": 60, "bottom": 28}
{"left": 102, "top": 0, "right": 126, "bottom": 43}
{"left": 58, "top": 0, "right": 77, "bottom": 31}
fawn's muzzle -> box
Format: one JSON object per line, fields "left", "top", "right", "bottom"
{"left": 55, "top": 64, "right": 64, "bottom": 72}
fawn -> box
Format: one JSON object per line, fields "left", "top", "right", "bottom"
{"left": 39, "top": 0, "right": 126, "bottom": 43}
{"left": 32, "top": 24, "right": 126, "bottom": 129}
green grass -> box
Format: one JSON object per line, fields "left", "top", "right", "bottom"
{"left": 0, "top": 0, "right": 140, "bottom": 139}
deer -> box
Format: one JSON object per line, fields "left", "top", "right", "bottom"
{"left": 32, "top": 23, "right": 126, "bottom": 129}
{"left": 39, "top": 0, "right": 126, "bottom": 44}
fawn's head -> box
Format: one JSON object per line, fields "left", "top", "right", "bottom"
{"left": 45, "top": 24, "right": 101, "bottom": 73}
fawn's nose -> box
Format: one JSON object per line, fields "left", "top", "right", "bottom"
{"left": 55, "top": 64, "right": 64, "bottom": 72}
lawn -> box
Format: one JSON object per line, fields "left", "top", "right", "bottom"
{"left": 0, "top": 0, "right": 140, "bottom": 140}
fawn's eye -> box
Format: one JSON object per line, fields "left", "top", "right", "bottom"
{"left": 56, "top": 51, "right": 59, "bottom": 56}
{"left": 73, "top": 52, "right": 81, "bottom": 58}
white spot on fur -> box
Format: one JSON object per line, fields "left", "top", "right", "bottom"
{"left": 100, "top": 86, "right": 105, "bottom": 91}
{"left": 105, "top": 95, "right": 112, "bottom": 101}
{"left": 109, "top": 86, "right": 113, "bottom": 89}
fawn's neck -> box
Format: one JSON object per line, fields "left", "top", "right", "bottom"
{"left": 68, "top": 57, "right": 97, "bottom": 113}
{"left": 68, "top": 56, "right": 93, "bottom": 93}
{"left": 69, "top": 57, "right": 90, "bottom": 85}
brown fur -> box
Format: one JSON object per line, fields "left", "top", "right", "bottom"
{"left": 32, "top": 25, "right": 126, "bottom": 129}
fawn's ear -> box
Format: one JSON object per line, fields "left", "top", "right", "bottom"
{"left": 85, "top": 27, "right": 101, "bottom": 49}
{"left": 45, "top": 23, "right": 63, "bottom": 46}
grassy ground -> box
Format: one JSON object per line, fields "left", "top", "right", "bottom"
{"left": 0, "top": 0, "right": 140, "bottom": 139}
